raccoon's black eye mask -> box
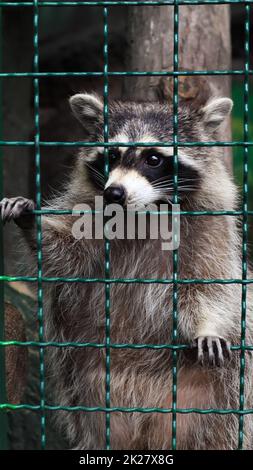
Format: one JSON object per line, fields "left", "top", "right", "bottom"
{"left": 86, "top": 148, "right": 200, "bottom": 194}
{"left": 86, "top": 150, "right": 120, "bottom": 184}
{"left": 139, "top": 150, "right": 200, "bottom": 194}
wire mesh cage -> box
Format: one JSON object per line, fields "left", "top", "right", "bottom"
{"left": 0, "top": 0, "right": 252, "bottom": 451}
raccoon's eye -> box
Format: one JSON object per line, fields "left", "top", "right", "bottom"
{"left": 145, "top": 154, "right": 163, "bottom": 167}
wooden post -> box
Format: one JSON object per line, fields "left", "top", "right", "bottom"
{"left": 124, "top": 5, "right": 232, "bottom": 168}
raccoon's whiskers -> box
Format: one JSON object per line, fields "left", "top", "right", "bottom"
{"left": 152, "top": 176, "right": 197, "bottom": 185}
{"left": 84, "top": 162, "right": 105, "bottom": 187}
{"left": 85, "top": 165, "right": 104, "bottom": 181}
{"left": 152, "top": 178, "right": 197, "bottom": 189}
{"left": 153, "top": 186, "right": 197, "bottom": 193}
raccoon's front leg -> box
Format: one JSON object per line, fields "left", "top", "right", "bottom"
{"left": 194, "top": 336, "right": 231, "bottom": 367}
{"left": 1, "top": 196, "right": 35, "bottom": 228}
{"left": 190, "top": 300, "right": 233, "bottom": 367}
{"left": 1, "top": 196, "right": 36, "bottom": 251}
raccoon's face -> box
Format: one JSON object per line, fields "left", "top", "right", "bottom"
{"left": 70, "top": 93, "right": 232, "bottom": 208}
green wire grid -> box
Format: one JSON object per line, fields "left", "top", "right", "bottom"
{"left": 103, "top": 5, "right": 111, "bottom": 450}
{"left": 2, "top": 403, "right": 253, "bottom": 414}
{"left": 0, "top": 0, "right": 252, "bottom": 451}
{"left": 1, "top": 341, "right": 253, "bottom": 350}
{"left": 238, "top": 3, "right": 250, "bottom": 450}
{"left": 0, "top": 70, "right": 253, "bottom": 77}
{"left": 171, "top": 0, "right": 179, "bottom": 450}
{"left": 0, "top": 1, "right": 253, "bottom": 5}
{"left": 33, "top": 0, "right": 46, "bottom": 449}
{"left": 1, "top": 140, "right": 253, "bottom": 147}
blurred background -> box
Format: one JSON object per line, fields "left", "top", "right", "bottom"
{"left": 0, "top": 4, "right": 252, "bottom": 449}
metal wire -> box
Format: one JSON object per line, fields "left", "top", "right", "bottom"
{"left": 2, "top": 276, "right": 253, "bottom": 284}
{"left": 0, "top": 139, "right": 252, "bottom": 147}
{"left": 33, "top": 0, "right": 46, "bottom": 449}
{"left": 0, "top": 1, "right": 253, "bottom": 6}
{"left": 1, "top": 341, "right": 253, "bottom": 351}
{"left": 238, "top": 3, "right": 251, "bottom": 450}
{"left": 2, "top": 403, "right": 253, "bottom": 414}
{"left": 0, "top": 70, "right": 253, "bottom": 77}
{"left": 103, "top": 5, "right": 111, "bottom": 450}
{"left": 171, "top": 0, "right": 179, "bottom": 450}
{"left": 0, "top": 0, "right": 252, "bottom": 452}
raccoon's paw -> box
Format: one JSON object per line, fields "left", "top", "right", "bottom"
{"left": 194, "top": 336, "right": 231, "bottom": 367}
{"left": 0, "top": 197, "right": 35, "bottom": 225}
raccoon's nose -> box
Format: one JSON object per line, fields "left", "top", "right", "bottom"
{"left": 104, "top": 185, "right": 126, "bottom": 204}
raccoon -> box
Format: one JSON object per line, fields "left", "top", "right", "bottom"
{"left": 1, "top": 93, "right": 253, "bottom": 450}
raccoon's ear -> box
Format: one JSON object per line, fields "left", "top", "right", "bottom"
{"left": 69, "top": 93, "right": 103, "bottom": 132}
{"left": 200, "top": 97, "right": 233, "bottom": 131}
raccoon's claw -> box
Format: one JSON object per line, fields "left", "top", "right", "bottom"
{"left": 0, "top": 197, "right": 35, "bottom": 225}
{"left": 194, "top": 336, "right": 231, "bottom": 367}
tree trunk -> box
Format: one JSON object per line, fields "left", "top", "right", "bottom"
{"left": 124, "top": 5, "right": 232, "bottom": 168}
